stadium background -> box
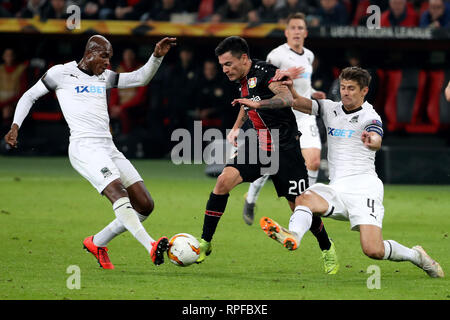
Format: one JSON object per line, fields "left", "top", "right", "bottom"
{"left": 0, "top": 0, "right": 449, "bottom": 303}
{"left": 0, "top": 0, "right": 449, "bottom": 184}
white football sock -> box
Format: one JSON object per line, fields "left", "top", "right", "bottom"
{"left": 288, "top": 205, "right": 313, "bottom": 243}
{"left": 247, "top": 175, "right": 270, "bottom": 204}
{"left": 307, "top": 169, "right": 319, "bottom": 186}
{"left": 383, "top": 240, "right": 421, "bottom": 265}
{"left": 93, "top": 212, "right": 149, "bottom": 247}
{"left": 113, "top": 197, "right": 154, "bottom": 253}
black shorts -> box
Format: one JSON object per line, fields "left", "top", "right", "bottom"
{"left": 225, "top": 143, "right": 308, "bottom": 202}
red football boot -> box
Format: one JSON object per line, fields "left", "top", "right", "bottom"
{"left": 150, "top": 236, "right": 169, "bottom": 266}
{"left": 83, "top": 236, "right": 114, "bottom": 269}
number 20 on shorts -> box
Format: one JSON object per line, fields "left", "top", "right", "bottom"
{"left": 288, "top": 179, "right": 306, "bottom": 195}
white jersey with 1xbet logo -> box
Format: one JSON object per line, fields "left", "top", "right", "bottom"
{"left": 12, "top": 54, "right": 163, "bottom": 193}
{"left": 309, "top": 99, "right": 384, "bottom": 230}
{"left": 41, "top": 62, "right": 112, "bottom": 140}
{"left": 311, "top": 99, "right": 383, "bottom": 182}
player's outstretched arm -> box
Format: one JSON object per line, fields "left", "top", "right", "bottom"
{"left": 259, "top": 81, "right": 294, "bottom": 109}
{"left": 274, "top": 68, "right": 314, "bottom": 114}
{"left": 231, "top": 67, "right": 317, "bottom": 114}
{"left": 4, "top": 79, "right": 50, "bottom": 148}
{"left": 116, "top": 37, "right": 176, "bottom": 88}
{"left": 282, "top": 79, "right": 314, "bottom": 114}
{"left": 291, "top": 92, "right": 314, "bottom": 115}
{"left": 231, "top": 82, "right": 293, "bottom": 111}
{"left": 232, "top": 80, "right": 313, "bottom": 115}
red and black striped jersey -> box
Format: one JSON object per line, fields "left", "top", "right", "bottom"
{"left": 239, "top": 59, "right": 300, "bottom": 151}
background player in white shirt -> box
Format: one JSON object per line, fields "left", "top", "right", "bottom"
{"left": 234, "top": 66, "right": 444, "bottom": 278}
{"left": 243, "top": 13, "right": 326, "bottom": 225}
{"left": 4, "top": 35, "right": 177, "bottom": 269}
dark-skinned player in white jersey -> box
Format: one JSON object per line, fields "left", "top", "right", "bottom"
{"left": 5, "top": 35, "right": 176, "bottom": 269}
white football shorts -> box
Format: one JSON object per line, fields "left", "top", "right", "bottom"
{"left": 69, "top": 137, "right": 143, "bottom": 193}
{"left": 307, "top": 174, "right": 384, "bottom": 231}
{"left": 294, "top": 111, "right": 321, "bottom": 150}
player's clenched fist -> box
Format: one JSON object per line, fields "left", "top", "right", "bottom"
{"left": 226, "top": 128, "right": 240, "bottom": 147}
{"left": 153, "top": 37, "right": 177, "bottom": 58}
{"left": 4, "top": 124, "right": 19, "bottom": 148}
{"left": 361, "top": 130, "right": 381, "bottom": 151}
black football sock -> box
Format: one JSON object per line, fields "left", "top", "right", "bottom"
{"left": 201, "top": 192, "right": 229, "bottom": 242}
{"left": 309, "top": 216, "right": 331, "bottom": 251}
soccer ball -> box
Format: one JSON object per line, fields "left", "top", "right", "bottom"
{"left": 167, "top": 233, "right": 200, "bottom": 267}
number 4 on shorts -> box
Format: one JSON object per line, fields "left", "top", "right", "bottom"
{"left": 367, "top": 198, "right": 375, "bottom": 213}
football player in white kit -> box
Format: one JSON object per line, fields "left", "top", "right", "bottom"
{"left": 4, "top": 35, "right": 177, "bottom": 269}
{"left": 243, "top": 13, "right": 326, "bottom": 225}
{"left": 234, "top": 66, "right": 444, "bottom": 278}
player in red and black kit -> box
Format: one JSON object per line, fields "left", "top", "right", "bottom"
{"left": 196, "top": 36, "right": 339, "bottom": 274}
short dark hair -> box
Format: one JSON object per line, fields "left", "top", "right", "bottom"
{"left": 215, "top": 36, "right": 250, "bottom": 58}
{"left": 286, "top": 12, "right": 306, "bottom": 25}
{"left": 339, "top": 66, "right": 371, "bottom": 89}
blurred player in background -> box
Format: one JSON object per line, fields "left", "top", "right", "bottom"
{"left": 0, "top": 48, "right": 27, "bottom": 133}
{"left": 235, "top": 66, "right": 444, "bottom": 278}
{"left": 4, "top": 35, "right": 176, "bottom": 269}
{"left": 109, "top": 48, "right": 147, "bottom": 135}
{"left": 196, "top": 36, "right": 338, "bottom": 276}
{"left": 243, "top": 13, "right": 327, "bottom": 235}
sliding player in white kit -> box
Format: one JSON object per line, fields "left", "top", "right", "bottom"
{"left": 234, "top": 66, "right": 444, "bottom": 278}
{"left": 4, "top": 35, "right": 177, "bottom": 269}
{"left": 243, "top": 13, "right": 326, "bottom": 225}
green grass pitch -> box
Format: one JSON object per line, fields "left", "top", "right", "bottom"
{"left": 0, "top": 156, "right": 449, "bottom": 300}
